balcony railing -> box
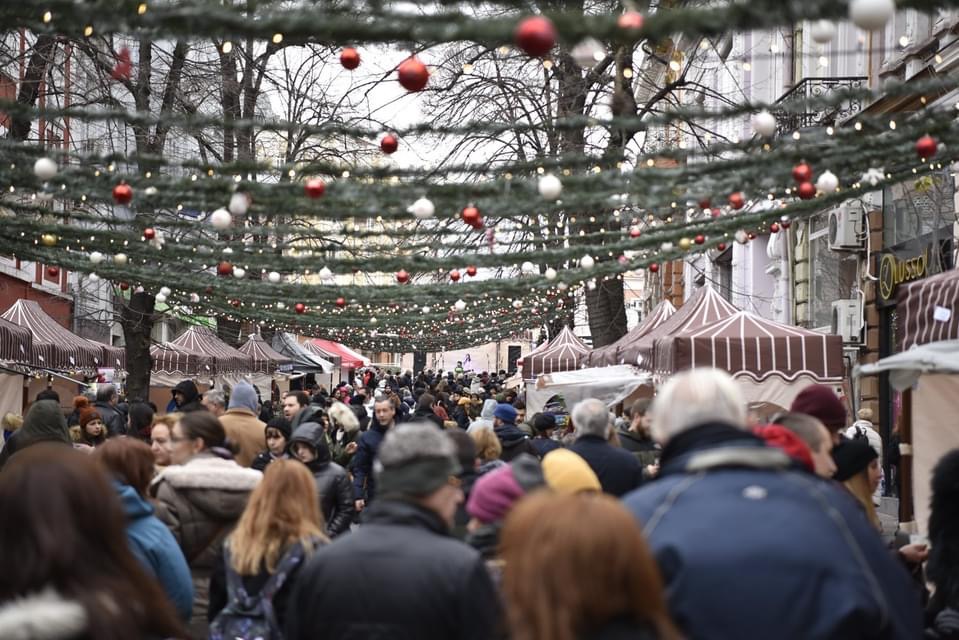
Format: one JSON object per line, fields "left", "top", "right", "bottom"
{"left": 774, "top": 76, "right": 868, "bottom": 134}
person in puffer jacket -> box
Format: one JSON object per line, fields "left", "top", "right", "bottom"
{"left": 326, "top": 401, "right": 360, "bottom": 468}
{"left": 289, "top": 422, "right": 355, "bottom": 538}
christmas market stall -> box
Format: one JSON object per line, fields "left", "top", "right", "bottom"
{"left": 0, "top": 317, "right": 32, "bottom": 416}
{"left": 586, "top": 299, "right": 676, "bottom": 367}
{"left": 239, "top": 333, "right": 295, "bottom": 394}
{"left": 525, "top": 365, "right": 653, "bottom": 416}
{"left": 148, "top": 342, "right": 215, "bottom": 409}
{"left": 169, "top": 325, "right": 254, "bottom": 388}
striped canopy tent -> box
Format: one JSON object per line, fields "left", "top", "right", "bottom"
{"left": 170, "top": 326, "right": 253, "bottom": 374}
{"left": 622, "top": 285, "right": 739, "bottom": 370}
{"left": 521, "top": 326, "right": 590, "bottom": 378}
{"left": 239, "top": 334, "right": 294, "bottom": 375}
{"left": 0, "top": 317, "right": 33, "bottom": 365}
{"left": 310, "top": 339, "right": 369, "bottom": 369}
{"left": 272, "top": 333, "right": 333, "bottom": 373}
{"left": 898, "top": 268, "right": 959, "bottom": 351}
{"left": 653, "top": 311, "right": 844, "bottom": 382}
{"left": 303, "top": 340, "right": 342, "bottom": 368}
{"left": 586, "top": 299, "right": 676, "bottom": 367}
{"left": 87, "top": 339, "right": 126, "bottom": 372}
{"left": 1, "top": 300, "right": 102, "bottom": 371}
{"left": 151, "top": 342, "right": 214, "bottom": 377}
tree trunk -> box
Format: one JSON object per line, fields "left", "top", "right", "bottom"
{"left": 9, "top": 34, "right": 58, "bottom": 141}
{"left": 122, "top": 291, "right": 156, "bottom": 402}
{"left": 585, "top": 278, "right": 628, "bottom": 347}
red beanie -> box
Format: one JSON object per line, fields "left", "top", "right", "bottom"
{"left": 754, "top": 425, "right": 814, "bottom": 473}
{"left": 78, "top": 406, "right": 101, "bottom": 428}
{"left": 790, "top": 385, "right": 847, "bottom": 432}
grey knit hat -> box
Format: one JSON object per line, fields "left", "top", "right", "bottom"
{"left": 375, "top": 422, "right": 461, "bottom": 497}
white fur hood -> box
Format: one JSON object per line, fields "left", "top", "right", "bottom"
{"left": 152, "top": 454, "right": 262, "bottom": 492}
{"left": 0, "top": 590, "right": 87, "bottom": 640}
{"left": 327, "top": 401, "right": 360, "bottom": 434}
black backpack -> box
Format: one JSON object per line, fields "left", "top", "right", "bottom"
{"left": 209, "top": 542, "right": 307, "bottom": 640}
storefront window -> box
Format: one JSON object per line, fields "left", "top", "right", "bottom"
{"left": 883, "top": 170, "right": 955, "bottom": 253}
{"left": 808, "top": 214, "right": 859, "bottom": 329}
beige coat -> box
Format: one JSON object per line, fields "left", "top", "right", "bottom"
{"left": 218, "top": 408, "right": 267, "bottom": 467}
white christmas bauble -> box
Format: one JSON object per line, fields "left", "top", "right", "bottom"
{"left": 810, "top": 19, "right": 837, "bottom": 43}
{"left": 454, "top": 299, "right": 467, "bottom": 312}
{"left": 816, "top": 170, "right": 839, "bottom": 193}
{"left": 89, "top": 251, "right": 104, "bottom": 265}
{"left": 155, "top": 293, "right": 167, "bottom": 304}
{"left": 538, "top": 174, "right": 563, "bottom": 201}
{"left": 512, "top": 300, "right": 523, "bottom": 309}
{"left": 520, "top": 261, "right": 536, "bottom": 275}
{"left": 660, "top": 242, "right": 674, "bottom": 252}
{"left": 210, "top": 208, "right": 232, "bottom": 230}
{"left": 421, "top": 306, "right": 431, "bottom": 314}
{"left": 408, "top": 197, "right": 435, "bottom": 220}
{"left": 276, "top": 301, "right": 286, "bottom": 310}
{"left": 580, "top": 255, "right": 595, "bottom": 269}
{"left": 190, "top": 293, "right": 200, "bottom": 303}
{"left": 586, "top": 280, "right": 597, "bottom": 291}
{"left": 159, "top": 286, "right": 171, "bottom": 297}
{"left": 849, "top": 0, "right": 896, "bottom": 31}
{"left": 370, "top": 317, "right": 378, "bottom": 325}
{"left": 268, "top": 271, "right": 281, "bottom": 284}
{"left": 144, "top": 186, "right": 158, "bottom": 196}
{"left": 557, "top": 281, "right": 569, "bottom": 291}
{"left": 571, "top": 37, "right": 606, "bottom": 68}
{"left": 113, "top": 253, "right": 128, "bottom": 266}
{"left": 319, "top": 266, "right": 333, "bottom": 281}
{"left": 33, "top": 157, "right": 57, "bottom": 181}
{"left": 751, "top": 110, "right": 777, "bottom": 138}
{"left": 735, "top": 230, "right": 749, "bottom": 244}
{"left": 88, "top": 273, "right": 100, "bottom": 282}
{"left": 233, "top": 267, "right": 246, "bottom": 279}
{"left": 544, "top": 267, "right": 557, "bottom": 280}
{"left": 229, "top": 192, "right": 249, "bottom": 216}
{"left": 222, "top": 247, "right": 233, "bottom": 255}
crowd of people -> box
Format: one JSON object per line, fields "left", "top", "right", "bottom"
{"left": 0, "top": 365, "right": 956, "bottom": 639}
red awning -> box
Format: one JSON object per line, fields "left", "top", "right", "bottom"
{"left": 310, "top": 339, "right": 369, "bottom": 369}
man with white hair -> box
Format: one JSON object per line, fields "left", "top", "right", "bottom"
{"left": 568, "top": 398, "right": 642, "bottom": 496}
{"left": 622, "top": 368, "right": 922, "bottom": 640}
{"left": 201, "top": 389, "right": 226, "bottom": 417}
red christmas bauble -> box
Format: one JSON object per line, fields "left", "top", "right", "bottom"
{"left": 781, "top": 220, "right": 792, "bottom": 229}
{"left": 294, "top": 303, "right": 306, "bottom": 314}
{"left": 46, "top": 266, "right": 59, "bottom": 278}
{"left": 340, "top": 47, "right": 360, "bottom": 70}
{"left": 450, "top": 269, "right": 461, "bottom": 282}
{"left": 769, "top": 222, "right": 781, "bottom": 233}
{"left": 717, "top": 243, "right": 727, "bottom": 252}
{"left": 112, "top": 183, "right": 133, "bottom": 205}
{"left": 217, "top": 261, "right": 233, "bottom": 276}
{"left": 747, "top": 232, "right": 757, "bottom": 240}
{"left": 792, "top": 162, "right": 813, "bottom": 184}
{"left": 694, "top": 234, "right": 706, "bottom": 245}
{"left": 143, "top": 227, "right": 156, "bottom": 240}
{"left": 711, "top": 208, "right": 722, "bottom": 218}
{"left": 728, "top": 192, "right": 745, "bottom": 210}
{"left": 304, "top": 178, "right": 326, "bottom": 198}
{"left": 335, "top": 297, "right": 346, "bottom": 309}
{"left": 396, "top": 269, "right": 410, "bottom": 284}
{"left": 698, "top": 198, "right": 711, "bottom": 210}
{"left": 231, "top": 299, "right": 241, "bottom": 308}
{"left": 797, "top": 181, "right": 816, "bottom": 200}
{"left": 119, "top": 282, "right": 130, "bottom": 291}
{"left": 466, "top": 265, "right": 477, "bottom": 277}
{"left": 514, "top": 16, "right": 556, "bottom": 57}
{"left": 380, "top": 134, "right": 399, "bottom": 154}
{"left": 397, "top": 57, "right": 429, "bottom": 92}
{"left": 461, "top": 206, "right": 482, "bottom": 227}
{"left": 916, "top": 135, "right": 938, "bottom": 160}
{"left": 629, "top": 227, "right": 641, "bottom": 238}
{"left": 648, "top": 263, "right": 659, "bottom": 273}
{"left": 617, "top": 11, "right": 644, "bottom": 31}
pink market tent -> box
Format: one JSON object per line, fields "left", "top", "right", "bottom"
{"left": 1, "top": 300, "right": 102, "bottom": 371}
{"left": 170, "top": 326, "right": 253, "bottom": 375}
{"left": 239, "top": 334, "right": 294, "bottom": 374}
{"left": 310, "top": 339, "right": 369, "bottom": 369}
{"left": 586, "top": 299, "right": 676, "bottom": 367}
{"left": 622, "top": 286, "right": 739, "bottom": 370}
{"left": 521, "top": 326, "right": 590, "bottom": 378}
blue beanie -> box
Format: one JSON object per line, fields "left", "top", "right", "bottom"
{"left": 228, "top": 382, "right": 259, "bottom": 413}
{"left": 493, "top": 403, "right": 517, "bottom": 423}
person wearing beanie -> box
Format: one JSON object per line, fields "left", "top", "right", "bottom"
{"left": 67, "top": 395, "right": 90, "bottom": 428}
{"left": 789, "top": 385, "right": 848, "bottom": 445}
{"left": 542, "top": 449, "right": 601, "bottom": 494}
{"left": 752, "top": 425, "right": 815, "bottom": 474}
{"left": 832, "top": 438, "right": 885, "bottom": 536}
{"left": 846, "top": 407, "right": 884, "bottom": 506}
{"left": 251, "top": 417, "right": 291, "bottom": 472}
{"left": 529, "top": 412, "right": 563, "bottom": 458}
{"left": 78, "top": 406, "right": 107, "bottom": 447}
{"left": 492, "top": 402, "right": 537, "bottom": 461}
{"left": 0, "top": 400, "right": 72, "bottom": 470}
{"left": 218, "top": 382, "right": 266, "bottom": 468}
{"left": 286, "top": 423, "right": 501, "bottom": 640}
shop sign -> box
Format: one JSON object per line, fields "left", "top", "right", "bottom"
{"left": 877, "top": 245, "right": 930, "bottom": 306}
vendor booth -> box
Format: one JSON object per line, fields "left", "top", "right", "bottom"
{"left": 310, "top": 339, "right": 369, "bottom": 371}
{"left": 271, "top": 333, "right": 335, "bottom": 390}
{"left": 0, "top": 317, "right": 32, "bottom": 416}
{"left": 586, "top": 299, "right": 675, "bottom": 367}
{"left": 520, "top": 326, "right": 589, "bottom": 378}
{"left": 169, "top": 325, "right": 254, "bottom": 389}
{"left": 149, "top": 342, "right": 214, "bottom": 409}
{"left": 525, "top": 365, "right": 653, "bottom": 416}
{"left": 239, "top": 333, "right": 295, "bottom": 393}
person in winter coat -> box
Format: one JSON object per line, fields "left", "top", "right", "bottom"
{"left": 77, "top": 406, "right": 107, "bottom": 447}
{"left": 833, "top": 438, "right": 883, "bottom": 531}
{"left": 127, "top": 402, "right": 155, "bottom": 441}
{"left": 0, "top": 412, "right": 21, "bottom": 453}
{"left": 288, "top": 422, "right": 356, "bottom": 538}
{"left": 285, "top": 423, "right": 501, "bottom": 640}
{"left": 926, "top": 449, "right": 959, "bottom": 640}
{"left": 172, "top": 379, "right": 205, "bottom": 413}
{"left": 846, "top": 407, "right": 884, "bottom": 504}
{"left": 0, "top": 399, "right": 72, "bottom": 471}
{"left": 218, "top": 382, "right": 267, "bottom": 467}
{"left": 492, "top": 403, "right": 537, "bottom": 462}
{"left": 95, "top": 437, "right": 194, "bottom": 621}
{"left": 467, "top": 398, "right": 498, "bottom": 434}
{"left": 150, "top": 411, "right": 262, "bottom": 639}
{"left": 93, "top": 384, "right": 127, "bottom": 437}
{"left": 617, "top": 398, "right": 661, "bottom": 472}
{"left": 251, "top": 416, "right": 291, "bottom": 472}
{"left": 623, "top": 368, "right": 923, "bottom": 640}
{"left": 768, "top": 411, "right": 838, "bottom": 479}
{"left": 150, "top": 414, "right": 177, "bottom": 472}
{"left": 500, "top": 491, "right": 680, "bottom": 640}
{"left": 0, "top": 445, "right": 186, "bottom": 640}
{"left": 352, "top": 396, "right": 396, "bottom": 513}
{"left": 569, "top": 399, "right": 643, "bottom": 497}
{"left": 412, "top": 392, "right": 446, "bottom": 428}
{"left": 327, "top": 401, "right": 360, "bottom": 467}
{"left": 529, "top": 412, "right": 563, "bottom": 457}
{"left": 471, "top": 427, "right": 506, "bottom": 476}
{"left": 67, "top": 395, "right": 89, "bottom": 428}
{"left": 208, "top": 460, "right": 328, "bottom": 632}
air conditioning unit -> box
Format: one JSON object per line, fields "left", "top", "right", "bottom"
{"left": 831, "top": 299, "right": 863, "bottom": 344}
{"left": 828, "top": 205, "right": 864, "bottom": 251}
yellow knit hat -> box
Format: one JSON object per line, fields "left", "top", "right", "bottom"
{"left": 542, "top": 449, "right": 601, "bottom": 494}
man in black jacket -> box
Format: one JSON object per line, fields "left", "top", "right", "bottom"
{"left": 286, "top": 422, "right": 501, "bottom": 640}
{"left": 569, "top": 398, "right": 643, "bottom": 497}
{"left": 93, "top": 384, "right": 126, "bottom": 437}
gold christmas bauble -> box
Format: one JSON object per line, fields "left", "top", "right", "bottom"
{"left": 40, "top": 233, "right": 58, "bottom": 247}
{"left": 678, "top": 237, "right": 692, "bottom": 251}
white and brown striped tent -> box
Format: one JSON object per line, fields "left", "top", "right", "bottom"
{"left": 898, "top": 268, "right": 959, "bottom": 351}
{"left": 522, "top": 326, "right": 590, "bottom": 378}
{"left": 169, "top": 326, "right": 253, "bottom": 375}
{"left": 1, "top": 300, "right": 102, "bottom": 371}
{"left": 239, "top": 334, "right": 294, "bottom": 375}
{"left": 87, "top": 339, "right": 126, "bottom": 372}
{"left": 0, "top": 317, "right": 32, "bottom": 366}
{"left": 586, "top": 299, "right": 676, "bottom": 367}
{"left": 151, "top": 342, "right": 214, "bottom": 377}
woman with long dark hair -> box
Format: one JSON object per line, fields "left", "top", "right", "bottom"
{"left": 0, "top": 445, "right": 186, "bottom": 640}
